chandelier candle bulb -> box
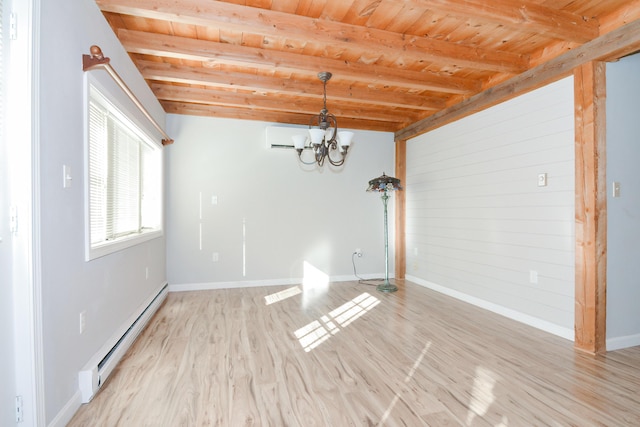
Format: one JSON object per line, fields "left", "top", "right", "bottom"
{"left": 309, "top": 129, "right": 325, "bottom": 146}
{"left": 338, "top": 131, "right": 354, "bottom": 147}
{"left": 292, "top": 135, "right": 306, "bottom": 150}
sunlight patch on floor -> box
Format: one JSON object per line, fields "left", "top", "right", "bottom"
{"left": 380, "top": 341, "right": 432, "bottom": 424}
{"left": 264, "top": 286, "right": 302, "bottom": 306}
{"left": 329, "top": 293, "right": 380, "bottom": 327}
{"left": 294, "top": 292, "right": 379, "bottom": 352}
{"left": 466, "top": 366, "right": 499, "bottom": 426}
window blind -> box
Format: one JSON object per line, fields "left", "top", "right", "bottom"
{"left": 88, "top": 84, "right": 161, "bottom": 250}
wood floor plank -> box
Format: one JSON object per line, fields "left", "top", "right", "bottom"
{"left": 68, "top": 281, "right": 640, "bottom": 426}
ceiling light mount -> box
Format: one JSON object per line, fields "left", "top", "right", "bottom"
{"left": 292, "top": 71, "right": 353, "bottom": 167}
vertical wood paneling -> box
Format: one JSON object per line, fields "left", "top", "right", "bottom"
{"left": 405, "top": 78, "right": 576, "bottom": 334}
{"left": 574, "top": 62, "right": 607, "bottom": 354}
{"left": 395, "top": 138, "right": 407, "bottom": 281}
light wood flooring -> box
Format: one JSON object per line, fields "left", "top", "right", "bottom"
{"left": 68, "top": 280, "right": 640, "bottom": 426}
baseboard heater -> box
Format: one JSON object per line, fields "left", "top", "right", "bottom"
{"left": 78, "top": 283, "right": 168, "bottom": 403}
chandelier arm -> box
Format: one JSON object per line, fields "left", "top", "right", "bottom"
{"left": 327, "top": 114, "right": 338, "bottom": 148}
{"left": 316, "top": 144, "right": 326, "bottom": 166}
{"left": 296, "top": 149, "right": 319, "bottom": 165}
{"left": 328, "top": 156, "right": 345, "bottom": 167}
{"left": 326, "top": 145, "right": 346, "bottom": 166}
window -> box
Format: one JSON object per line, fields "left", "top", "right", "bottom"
{"left": 86, "top": 80, "right": 162, "bottom": 260}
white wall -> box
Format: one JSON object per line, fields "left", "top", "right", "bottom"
{"left": 166, "top": 115, "right": 396, "bottom": 288}
{"left": 406, "top": 77, "right": 575, "bottom": 339}
{"left": 36, "top": 0, "right": 167, "bottom": 424}
{"left": 606, "top": 53, "right": 640, "bottom": 350}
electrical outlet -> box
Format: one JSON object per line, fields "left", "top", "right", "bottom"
{"left": 538, "top": 173, "right": 547, "bottom": 187}
{"left": 355, "top": 248, "right": 362, "bottom": 257}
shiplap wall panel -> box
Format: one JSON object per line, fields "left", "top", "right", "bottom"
{"left": 406, "top": 77, "right": 575, "bottom": 335}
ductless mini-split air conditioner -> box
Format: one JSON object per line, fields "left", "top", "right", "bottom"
{"left": 265, "top": 125, "right": 307, "bottom": 149}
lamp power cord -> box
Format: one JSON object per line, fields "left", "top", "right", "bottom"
{"left": 351, "top": 252, "right": 384, "bottom": 287}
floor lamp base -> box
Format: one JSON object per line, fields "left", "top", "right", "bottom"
{"left": 377, "top": 281, "right": 398, "bottom": 293}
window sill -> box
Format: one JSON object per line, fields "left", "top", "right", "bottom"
{"left": 85, "top": 229, "right": 163, "bottom": 261}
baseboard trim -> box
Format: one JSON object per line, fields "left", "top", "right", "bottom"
{"left": 169, "top": 274, "right": 387, "bottom": 292}
{"left": 47, "top": 391, "right": 81, "bottom": 427}
{"left": 406, "top": 275, "right": 574, "bottom": 341}
{"left": 607, "top": 333, "right": 640, "bottom": 351}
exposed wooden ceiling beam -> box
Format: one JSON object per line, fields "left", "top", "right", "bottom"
{"left": 119, "top": 29, "right": 480, "bottom": 95}
{"left": 136, "top": 60, "right": 448, "bottom": 111}
{"left": 96, "top": 0, "right": 530, "bottom": 73}
{"left": 409, "top": 0, "right": 599, "bottom": 43}
{"left": 151, "top": 83, "right": 423, "bottom": 123}
{"left": 396, "top": 18, "right": 640, "bottom": 141}
{"left": 160, "top": 101, "right": 404, "bottom": 132}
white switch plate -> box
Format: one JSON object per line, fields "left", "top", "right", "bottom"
{"left": 63, "top": 165, "right": 72, "bottom": 188}
{"left": 529, "top": 270, "right": 538, "bottom": 284}
{"left": 79, "top": 311, "right": 86, "bottom": 334}
{"left": 212, "top": 252, "right": 219, "bottom": 262}
{"left": 211, "top": 195, "right": 218, "bottom": 205}
{"left": 612, "top": 182, "right": 621, "bottom": 198}
{"left": 537, "top": 173, "right": 547, "bottom": 187}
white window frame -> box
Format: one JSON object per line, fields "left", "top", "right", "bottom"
{"left": 84, "top": 74, "right": 163, "bottom": 261}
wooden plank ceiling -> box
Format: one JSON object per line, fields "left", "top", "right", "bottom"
{"left": 96, "top": 0, "right": 640, "bottom": 135}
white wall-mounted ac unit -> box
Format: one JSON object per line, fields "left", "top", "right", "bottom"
{"left": 265, "top": 125, "right": 307, "bottom": 149}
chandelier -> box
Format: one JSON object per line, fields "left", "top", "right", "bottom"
{"left": 292, "top": 72, "right": 354, "bottom": 167}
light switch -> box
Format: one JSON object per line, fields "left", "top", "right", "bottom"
{"left": 612, "top": 182, "right": 621, "bottom": 198}
{"left": 63, "top": 165, "right": 73, "bottom": 188}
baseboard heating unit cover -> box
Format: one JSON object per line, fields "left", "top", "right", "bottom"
{"left": 78, "top": 283, "right": 168, "bottom": 403}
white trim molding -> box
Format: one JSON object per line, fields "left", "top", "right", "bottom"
{"left": 168, "top": 273, "right": 387, "bottom": 293}
{"left": 407, "top": 275, "right": 574, "bottom": 341}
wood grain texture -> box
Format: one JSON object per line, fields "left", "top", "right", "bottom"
{"left": 96, "top": 0, "right": 639, "bottom": 131}
{"left": 395, "top": 18, "right": 640, "bottom": 141}
{"left": 68, "top": 281, "right": 640, "bottom": 426}
{"left": 574, "top": 62, "right": 607, "bottom": 354}
{"left": 395, "top": 138, "right": 406, "bottom": 281}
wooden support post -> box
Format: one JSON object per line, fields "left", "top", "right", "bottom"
{"left": 395, "top": 139, "right": 407, "bottom": 281}
{"left": 574, "top": 61, "right": 607, "bottom": 354}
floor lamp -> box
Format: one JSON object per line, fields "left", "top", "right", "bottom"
{"left": 367, "top": 173, "right": 402, "bottom": 293}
